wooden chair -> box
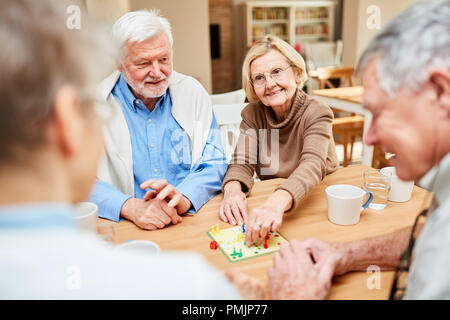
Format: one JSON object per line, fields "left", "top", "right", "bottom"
{"left": 372, "top": 145, "right": 390, "bottom": 169}
{"left": 316, "top": 66, "right": 364, "bottom": 167}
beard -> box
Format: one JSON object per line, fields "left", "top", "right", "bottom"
{"left": 122, "top": 67, "right": 170, "bottom": 99}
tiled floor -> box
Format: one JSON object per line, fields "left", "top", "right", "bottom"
{"left": 335, "top": 140, "right": 364, "bottom": 166}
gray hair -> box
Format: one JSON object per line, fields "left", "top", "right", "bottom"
{"left": 356, "top": 0, "right": 450, "bottom": 97}
{"left": 112, "top": 9, "right": 173, "bottom": 61}
{"left": 0, "top": 0, "right": 115, "bottom": 166}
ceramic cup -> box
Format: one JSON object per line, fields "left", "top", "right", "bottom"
{"left": 74, "top": 202, "right": 98, "bottom": 232}
{"left": 380, "top": 166, "right": 414, "bottom": 202}
{"left": 115, "top": 240, "right": 160, "bottom": 255}
{"left": 326, "top": 184, "right": 373, "bottom": 226}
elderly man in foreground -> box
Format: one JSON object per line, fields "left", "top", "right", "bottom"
{"left": 0, "top": 0, "right": 265, "bottom": 299}
{"left": 90, "top": 10, "right": 228, "bottom": 230}
{"left": 268, "top": 0, "right": 450, "bottom": 299}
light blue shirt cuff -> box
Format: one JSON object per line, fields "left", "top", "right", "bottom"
{"left": 177, "top": 178, "right": 221, "bottom": 213}
{"left": 89, "top": 180, "right": 131, "bottom": 222}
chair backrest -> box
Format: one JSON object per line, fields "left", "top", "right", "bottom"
{"left": 210, "top": 89, "right": 246, "bottom": 105}
{"left": 316, "top": 66, "right": 355, "bottom": 89}
{"left": 212, "top": 103, "right": 247, "bottom": 161}
{"left": 304, "top": 40, "right": 343, "bottom": 72}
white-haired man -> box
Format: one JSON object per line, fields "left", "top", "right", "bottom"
{"left": 268, "top": 0, "right": 450, "bottom": 299}
{"left": 90, "top": 10, "right": 228, "bottom": 230}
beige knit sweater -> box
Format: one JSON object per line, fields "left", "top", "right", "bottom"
{"left": 222, "top": 89, "right": 338, "bottom": 211}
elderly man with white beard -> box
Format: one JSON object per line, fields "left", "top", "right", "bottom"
{"left": 90, "top": 10, "right": 228, "bottom": 230}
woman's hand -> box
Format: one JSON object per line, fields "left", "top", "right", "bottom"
{"left": 245, "top": 189, "right": 292, "bottom": 246}
{"left": 220, "top": 181, "right": 248, "bottom": 225}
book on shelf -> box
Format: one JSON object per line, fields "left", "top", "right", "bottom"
{"left": 252, "top": 7, "right": 288, "bottom": 21}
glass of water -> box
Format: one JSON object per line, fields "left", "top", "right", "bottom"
{"left": 364, "top": 168, "right": 391, "bottom": 210}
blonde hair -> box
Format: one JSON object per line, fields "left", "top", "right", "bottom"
{"left": 242, "top": 35, "right": 308, "bottom": 102}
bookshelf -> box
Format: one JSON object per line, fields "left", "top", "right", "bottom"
{"left": 243, "top": 1, "right": 335, "bottom": 50}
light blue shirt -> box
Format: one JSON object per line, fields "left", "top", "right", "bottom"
{"left": 90, "top": 74, "right": 227, "bottom": 221}
{"left": 0, "top": 203, "right": 241, "bottom": 299}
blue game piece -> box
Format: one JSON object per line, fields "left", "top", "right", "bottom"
{"left": 242, "top": 224, "right": 246, "bottom": 233}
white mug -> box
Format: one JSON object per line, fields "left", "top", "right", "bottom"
{"left": 74, "top": 202, "right": 98, "bottom": 232}
{"left": 115, "top": 240, "right": 160, "bottom": 256}
{"left": 380, "top": 166, "right": 414, "bottom": 202}
{"left": 326, "top": 184, "right": 373, "bottom": 226}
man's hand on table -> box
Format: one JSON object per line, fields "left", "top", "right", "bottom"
{"left": 120, "top": 197, "right": 182, "bottom": 230}
{"left": 268, "top": 240, "right": 340, "bottom": 300}
{"left": 141, "top": 179, "right": 192, "bottom": 214}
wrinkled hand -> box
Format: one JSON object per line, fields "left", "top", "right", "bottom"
{"left": 300, "top": 238, "right": 350, "bottom": 275}
{"left": 268, "top": 240, "right": 339, "bottom": 300}
{"left": 140, "top": 179, "right": 192, "bottom": 214}
{"left": 245, "top": 202, "right": 283, "bottom": 247}
{"left": 120, "top": 197, "right": 182, "bottom": 231}
{"left": 225, "top": 269, "right": 266, "bottom": 300}
{"left": 220, "top": 181, "right": 248, "bottom": 225}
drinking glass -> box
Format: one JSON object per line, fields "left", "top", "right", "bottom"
{"left": 364, "top": 168, "right": 391, "bottom": 210}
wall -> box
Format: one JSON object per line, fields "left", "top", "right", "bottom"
{"left": 342, "top": 0, "right": 418, "bottom": 67}
{"left": 210, "top": 0, "right": 236, "bottom": 93}
{"left": 86, "top": 0, "right": 129, "bottom": 25}
{"left": 86, "top": 0, "right": 213, "bottom": 93}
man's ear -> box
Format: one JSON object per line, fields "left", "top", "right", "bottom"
{"left": 51, "top": 85, "right": 83, "bottom": 159}
{"left": 429, "top": 68, "right": 450, "bottom": 118}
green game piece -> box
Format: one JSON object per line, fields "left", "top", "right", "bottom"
{"left": 238, "top": 249, "right": 243, "bottom": 258}
{"left": 254, "top": 251, "right": 259, "bottom": 254}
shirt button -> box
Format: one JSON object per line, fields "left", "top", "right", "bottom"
{"left": 150, "top": 144, "right": 155, "bottom": 148}
{"left": 154, "top": 169, "right": 158, "bottom": 173}
{"left": 148, "top": 118, "right": 152, "bottom": 123}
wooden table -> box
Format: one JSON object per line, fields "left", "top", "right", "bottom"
{"left": 101, "top": 165, "right": 431, "bottom": 300}
{"left": 311, "top": 87, "right": 374, "bottom": 166}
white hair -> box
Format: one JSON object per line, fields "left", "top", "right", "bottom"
{"left": 356, "top": 0, "right": 450, "bottom": 97}
{"left": 112, "top": 9, "right": 173, "bottom": 61}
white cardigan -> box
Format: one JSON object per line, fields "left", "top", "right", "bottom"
{"left": 95, "top": 70, "right": 213, "bottom": 197}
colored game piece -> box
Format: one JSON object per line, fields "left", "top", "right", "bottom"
{"left": 207, "top": 225, "right": 288, "bottom": 262}
{"left": 265, "top": 233, "right": 270, "bottom": 240}
{"left": 242, "top": 224, "right": 246, "bottom": 233}
{"left": 210, "top": 240, "right": 218, "bottom": 250}
{"left": 215, "top": 224, "right": 221, "bottom": 234}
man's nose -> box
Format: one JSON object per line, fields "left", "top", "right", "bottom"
{"left": 148, "top": 61, "right": 162, "bottom": 79}
{"left": 364, "top": 121, "right": 378, "bottom": 146}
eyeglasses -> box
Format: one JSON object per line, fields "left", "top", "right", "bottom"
{"left": 251, "top": 65, "right": 293, "bottom": 87}
{"left": 389, "top": 208, "right": 429, "bottom": 300}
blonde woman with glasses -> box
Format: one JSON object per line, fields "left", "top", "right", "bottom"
{"left": 220, "top": 35, "right": 338, "bottom": 246}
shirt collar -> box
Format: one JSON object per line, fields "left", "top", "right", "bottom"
{"left": 0, "top": 203, "right": 77, "bottom": 230}
{"left": 419, "top": 152, "right": 450, "bottom": 206}
{"left": 117, "top": 73, "right": 169, "bottom": 112}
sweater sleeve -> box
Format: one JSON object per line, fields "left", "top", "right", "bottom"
{"left": 221, "top": 107, "right": 259, "bottom": 195}
{"left": 275, "top": 102, "right": 334, "bottom": 211}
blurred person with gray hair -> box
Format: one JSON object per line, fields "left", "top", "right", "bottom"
{"left": 0, "top": 0, "right": 262, "bottom": 299}
{"left": 267, "top": 0, "right": 450, "bottom": 299}
{"left": 89, "top": 9, "right": 228, "bottom": 230}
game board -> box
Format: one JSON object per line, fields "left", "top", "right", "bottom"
{"left": 207, "top": 225, "right": 288, "bottom": 263}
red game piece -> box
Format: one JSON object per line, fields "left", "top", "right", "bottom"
{"left": 265, "top": 234, "right": 270, "bottom": 240}
{"left": 210, "top": 240, "right": 218, "bottom": 250}
{"left": 264, "top": 239, "right": 268, "bottom": 249}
